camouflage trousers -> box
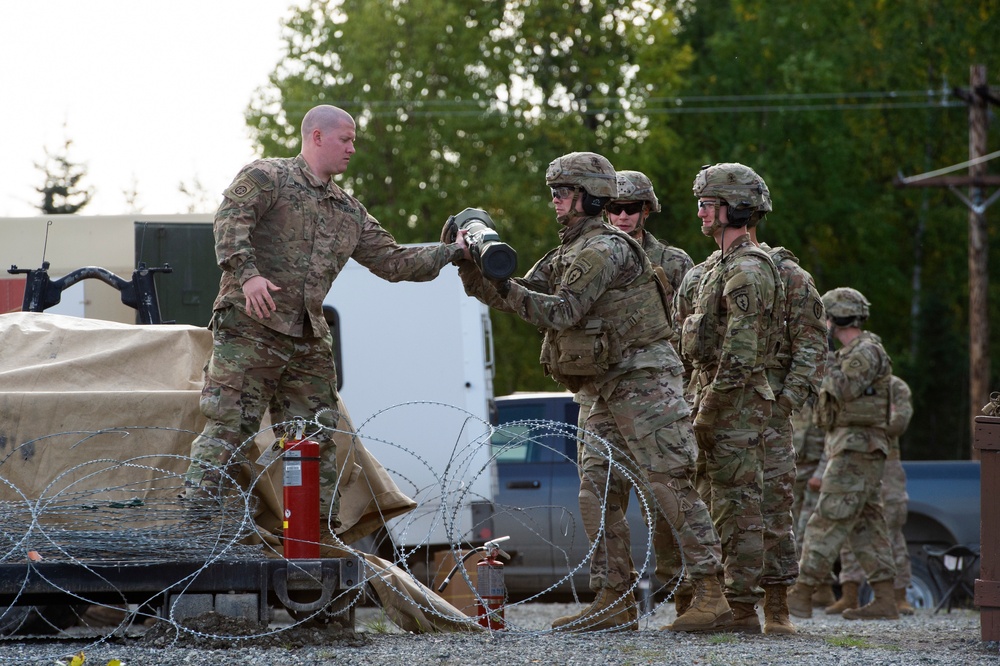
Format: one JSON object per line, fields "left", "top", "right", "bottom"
{"left": 838, "top": 498, "right": 911, "bottom": 589}
{"left": 575, "top": 393, "right": 688, "bottom": 594}
{"left": 702, "top": 427, "right": 765, "bottom": 604}
{"left": 761, "top": 417, "right": 798, "bottom": 586}
{"left": 184, "top": 307, "right": 342, "bottom": 523}
{"left": 797, "top": 450, "right": 896, "bottom": 586}
{"left": 791, "top": 457, "right": 821, "bottom": 554}
{"left": 578, "top": 370, "right": 723, "bottom": 593}
{"left": 795, "top": 483, "right": 819, "bottom": 557}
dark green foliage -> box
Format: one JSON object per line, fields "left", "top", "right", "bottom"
{"left": 249, "top": 0, "right": 1000, "bottom": 459}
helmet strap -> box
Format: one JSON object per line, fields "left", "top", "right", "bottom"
{"left": 701, "top": 206, "right": 724, "bottom": 238}
{"left": 557, "top": 191, "right": 586, "bottom": 226}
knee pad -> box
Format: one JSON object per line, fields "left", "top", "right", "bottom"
{"left": 647, "top": 472, "right": 700, "bottom": 526}
{"left": 579, "top": 482, "right": 604, "bottom": 541}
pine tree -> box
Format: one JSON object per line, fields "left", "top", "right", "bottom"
{"left": 34, "top": 135, "right": 94, "bottom": 214}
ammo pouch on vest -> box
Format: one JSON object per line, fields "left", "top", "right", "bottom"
{"left": 814, "top": 390, "right": 838, "bottom": 430}
{"left": 680, "top": 312, "right": 717, "bottom": 366}
{"left": 835, "top": 384, "right": 890, "bottom": 428}
{"left": 552, "top": 318, "right": 622, "bottom": 377}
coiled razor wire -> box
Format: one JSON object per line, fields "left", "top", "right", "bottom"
{"left": 0, "top": 401, "right": 691, "bottom": 660}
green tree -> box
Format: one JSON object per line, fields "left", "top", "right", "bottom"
{"left": 664, "top": 0, "right": 1000, "bottom": 459}
{"left": 34, "top": 135, "right": 93, "bottom": 215}
{"left": 248, "top": 0, "right": 692, "bottom": 394}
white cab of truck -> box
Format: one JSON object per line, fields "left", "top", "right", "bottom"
{"left": 323, "top": 252, "right": 496, "bottom": 553}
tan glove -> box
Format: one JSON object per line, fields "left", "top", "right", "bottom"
{"left": 693, "top": 391, "right": 720, "bottom": 451}
{"left": 440, "top": 215, "right": 459, "bottom": 244}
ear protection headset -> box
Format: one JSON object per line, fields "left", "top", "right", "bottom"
{"left": 581, "top": 190, "right": 610, "bottom": 216}
{"left": 725, "top": 203, "right": 755, "bottom": 228}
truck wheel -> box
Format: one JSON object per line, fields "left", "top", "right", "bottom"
{"left": 906, "top": 558, "right": 941, "bottom": 610}
{"left": 857, "top": 557, "right": 941, "bottom": 610}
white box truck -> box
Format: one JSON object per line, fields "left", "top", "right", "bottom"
{"left": 323, "top": 255, "right": 496, "bottom": 555}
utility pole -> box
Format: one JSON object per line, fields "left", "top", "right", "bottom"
{"left": 968, "top": 64, "right": 991, "bottom": 460}
{"left": 895, "top": 64, "right": 1000, "bottom": 459}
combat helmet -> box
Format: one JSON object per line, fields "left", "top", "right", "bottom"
{"left": 822, "top": 287, "right": 870, "bottom": 324}
{"left": 546, "top": 151, "right": 617, "bottom": 215}
{"left": 614, "top": 170, "right": 661, "bottom": 213}
{"left": 692, "top": 162, "right": 771, "bottom": 228}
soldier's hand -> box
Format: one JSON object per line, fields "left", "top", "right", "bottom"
{"left": 454, "top": 227, "right": 473, "bottom": 262}
{"left": 692, "top": 410, "right": 716, "bottom": 451}
{"left": 807, "top": 476, "right": 822, "bottom": 492}
{"left": 440, "top": 214, "right": 459, "bottom": 244}
{"left": 773, "top": 395, "right": 794, "bottom": 421}
{"left": 243, "top": 275, "right": 281, "bottom": 319}
{"left": 490, "top": 277, "right": 512, "bottom": 298}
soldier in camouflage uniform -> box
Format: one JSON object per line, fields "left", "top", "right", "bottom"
{"left": 832, "top": 374, "right": 914, "bottom": 615}
{"left": 456, "top": 152, "right": 730, "bottom": 633}
{"left": 183, "top": 105, "right": 466, "bottom": 542}
{"left": 743, "top": 222, "right": 828, "bottom": 634}
{"left": 791, "top": 398, "right": 825, "bottom": 545}
{"left": 606, "top": 170, "right": 694, "bottom": 296}
{"left": 790, "top": 398, "right": 838, "bottom": 609}
{"left": 577, "top": 170, "right": 696, "bottom": 617}
{"left": 787, "top": 287, "right": 899, "bottom": 621}
{"left": 682, "top": 163, "right": 783, "bottom": 634}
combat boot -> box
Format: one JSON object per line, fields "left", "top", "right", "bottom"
{"left": 843, "top": 580, "right": 899, "bottom": 620}
{"left": 674, "top": 587, "right": 694, "bottom": 617}
{"left": 762, "top": 585, "right": 796, "bottom": 635}
{"left": 667, "top": 575, "right": 733, "bottom": 633}
{"left": 551, "top": 588, "right": 638, "bottom": 632}
{"left": 895, "top": 587, "right": 915, "bottom": 616}
{"left": 812, "top": 583, "right": 836, "bottom": 608}
{"left": 723, "top": 601, "right": 761, "bottom": 634}
{"left": 786, "top": 581, "right": 815, "bottom": 618}
{"left": 823, "top": 581, "right": 859, "bottom": 615}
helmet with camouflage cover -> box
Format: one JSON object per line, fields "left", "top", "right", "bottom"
{"left": 822, "top": 287, "right": 870, "bottom": 322}
{"left": 546, "top": 151, "right": 617, "bottom": 198}
{"left": 614, "top": 170, "right": 661, "bottom": 213}
{"left": 692, "top": 162, "right": 771, "bottom": 229}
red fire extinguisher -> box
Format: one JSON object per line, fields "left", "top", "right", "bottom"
{"left": 476, "top": 536, "right": 510, "bottom": 630}
{"left": 435, "top": 536, "right": 510, "bottom": 630}
{"left": 282, "top": 420, "right": 321, "bottom": 559}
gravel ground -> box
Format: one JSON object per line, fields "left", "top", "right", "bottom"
{"left": 0, "top": 601, "right": 996, "bottom": 665}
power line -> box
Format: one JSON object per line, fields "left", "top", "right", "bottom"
{"left": 272, "top": 89, "right": 962, "bottom": 117}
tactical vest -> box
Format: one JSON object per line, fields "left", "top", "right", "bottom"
{"left": 765, "top": 247, "right": 794, "bottom": 363}
{"left": 681, "top": 241, "right": 781, "bottom": 373}
{"left": 833, "top": 365, "right": 892, "bottom": 428}
{"left": 541, "top": 224, "right": 672, "bottom": 389}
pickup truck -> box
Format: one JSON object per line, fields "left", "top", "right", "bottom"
{"left": 490, "top": 391, "right": 981, "bottom": 609}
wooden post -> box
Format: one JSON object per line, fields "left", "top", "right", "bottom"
{"left": 969, "top": 65, "right": 990, "bottom": 460}
{"left": 975, "top": 416, "right": 1000, "bottom": 641}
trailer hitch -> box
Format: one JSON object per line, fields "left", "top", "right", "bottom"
{"left": 271, "top": 558, "right": 359, "bottom": 613}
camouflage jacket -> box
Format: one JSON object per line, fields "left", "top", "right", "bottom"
{"left": 682, "top": 234, "right": 782, "bottom": 418}
{"left": 817, "top": 331, "right": 892, "bottom": 456}
{"left": 883, "top": 374, "right": 913, "bottom": 501}
{"left": 673, "top": 251, "right": 720, "bottom": 385}
{"left": 761, "top": 244, "right": 827, "bottom": 418}
{"left": 642, "top": 231, "right": 694, "bottom": 295}
{"left": 791, "top": 395, "right": 826, "bottom": 466}
{"left": 213, "top": 154, "right": 461, "bottom": 338}
{"left": 459, "top": 215, "right": 686, "bottom": 418}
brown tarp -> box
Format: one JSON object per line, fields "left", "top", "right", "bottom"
{"left": 0, "top": 312, "right": 472, "bottom": 632}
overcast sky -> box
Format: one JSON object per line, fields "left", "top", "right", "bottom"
{"left": 1, "top": 1, "right": 304, "bottom": 217}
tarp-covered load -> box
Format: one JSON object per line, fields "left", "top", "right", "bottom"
{"left": 0, "top": 312, "right": 473, "bottom": 632}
